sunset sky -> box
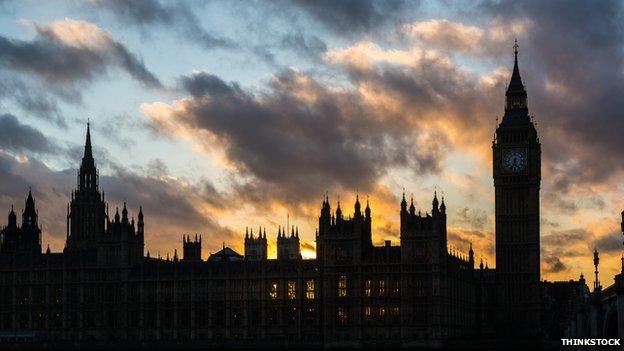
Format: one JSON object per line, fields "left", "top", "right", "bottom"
{"left": 0, "top": 0, "right": 623, "bottom": 285}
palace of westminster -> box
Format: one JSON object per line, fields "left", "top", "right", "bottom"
{"left": 1, "top": 45, "right": 623, "bottom": 347}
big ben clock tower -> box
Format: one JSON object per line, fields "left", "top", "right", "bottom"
{"left": 493, "top": 41, "right": 541, "bottom": 337}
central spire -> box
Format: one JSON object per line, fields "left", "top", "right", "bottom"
{"left": 78, "top": 121, "right": 98, "bottom": 191}
{"left": 83, "top": 120, "right": 93, "bottom": 161}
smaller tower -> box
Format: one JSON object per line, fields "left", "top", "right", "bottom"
{"left": 244, "top": 227, "right": 267, "bottom": 261}
{"left": 182, "top": 234, "right": 202, "bottom": 262}
{"left": 277, "top": 225, "right": 301, "bottom": 260}
{"left": 137, "top": 206, "right": 144, "bottom": 237}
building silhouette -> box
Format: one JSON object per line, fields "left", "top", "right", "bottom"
{"left": 0, "top": 43, "right": 621, "bottom": 347}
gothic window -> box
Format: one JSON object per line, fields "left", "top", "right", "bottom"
{"left": 287, "top": 281, "right": 296, "bottom": 300}
{"left": 305, "top": 279, "right": 315, "bottom": 299}
{"left": 231, "top": 309, "right": 241, "bottom": 326}
{"left": 162, "top": 282, "right": 173, "bottom": 302}
{"left": 393, "top": 280, "right": 400, "bottom": 295}
{"left": 378, "top": 306, "right": 386, "bottom": 322}
{"left": 288, "top": 307, "right": 297, "bottom": 324}
{"left": 364, "top": 306, "right": 372, "bottom": 320}
{"left": 268, "top": 307, "right": 278, "bottom": 325}
{"left": 52, "top": 286, "right": 62, "bottom": 304}
{"left": 392, "top": 306, "right": 400, "bottom": 324}
{"left": 379, "top": 279, "right": 385, "bottom": 296}
{"left": 337, "top": 307, "right": 348, "bottom": 325}
{"left": 269, "top": 282, "right": 278, "bottom": 299}
{"left": 364, "top": 280, "right": 372, "bottom": 297}
{"left": 197, "top": 309, "right": 207, "bottom": 327}
{"left": 338, "top": 275, "right": 347, "bottom": 297}
{"left": 180, "top": 309, "right": 190, "bottom": 327}
{"left": 162, "top": 310, "right": 172, "bottom": 328}
{"left": 305, "top": 307, "right": 316, "bottom": 325}
{"left": 414, "top": 278, "right": 424, "bottom": 296}
{"left": 52, "top": 311, "right": 62, "bottom": 328}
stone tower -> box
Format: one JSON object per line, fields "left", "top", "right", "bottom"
{"left": 66, "top": 123, "right": 107, "bottom": 252}
{"left": 492, "top": 41, "right": 541, "bottom": 336}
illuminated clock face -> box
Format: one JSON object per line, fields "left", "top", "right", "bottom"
{"left": 503, "top": 149, "right": 526, "bottom": 172}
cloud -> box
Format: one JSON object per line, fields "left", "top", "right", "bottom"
{"left": 403, "top": 18, "right": 531, "bottom": 57}
{"left": 0, "top": 113, "right": 58, "bottom": 154}
{"left": 594, "top": 232, "right": 622, "bottom": 254}
{"left": 143, "top": 68, "right": 448, "bottom": 206}
{"left": 542, "top": 228, "right": 590, "bottom": 247}
{"left": 0, "top": 76, "right": 64, "bottom": 123}
{"left": 544, "top": 255, "right": 567, "bottom": 274}
{"left": 0, "top": 19, "right": 162, "bottom": 95}
{"left": 92, "top": 0, "right": 232, "bottom": 50}
{"left": 290, "top": 0, "right": 412, "bottom": 36}
{"left": 280, "top": 31, "right": 328, "bottom": 62}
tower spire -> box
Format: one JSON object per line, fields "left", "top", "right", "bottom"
{"left": 78, "top": 121, "right": 98, "bottom": 191}
{"left": 505, "top": 39, "right": 527, "bottom": 112}
{"left": 84, "top": 120, "right": 93, "bottom": 160}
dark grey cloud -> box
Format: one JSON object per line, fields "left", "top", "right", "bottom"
{"left": 481, "top": 0, "right": 624, "bottom": 191}
{"left": 595, "top": 232, "right": 623, "bottom": 254}
{"left": 0, "top": 19, "right": 162, "bottom": 95}
{"left": 0, "top": 113, "right": 58, "bottom": 154}
{"left": 290, "top": 0, "right": 412, "bottom": 35}
{"left": 0, "top": 76, "right": 64, "bottom": 124}
{"left": 164, "top": 68, "right": 446, "bottom": 205}
{"left": 543, "top": 228, "right": 589, "bottom": 247}
{"left": 455, "top": 207, "right": 488, "bottom": 230}
{"left": 280, "top": 31, "right": 328, "bottom": 62}
{"left": 544, "top": 255, "right": 567, "bottom": 274}
{"left": 180, "top": 71, "right": 241, "bottom": 98}
{"left": 92, "top": 0, "right": 233, "bottom": 49}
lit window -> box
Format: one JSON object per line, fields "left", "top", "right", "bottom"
{"left": 338, "top": 275, "right": 347, "bottom": 297}
{"left": 269, "top": 282, "right": 278, "bottom": 299}
{"left": 338, "top": 307, "right": 348, "bottom": 325}
{"left": 287, "top": 281, "right": 296, "bottom": 300}
{"left": 364, "top": 306, "right": 372, "bottom": 319}
{"left": 393, "top": 280, "right": 400, "bottom": 295}
{"left": 364, "top": 280, "right": 371, "bottom": 297}
{"left": 392, "top": 306, "right": 399, "bottom": 316}
{"left": 379, "top": 307, "right": 386, "bottom": 317}
{"left": 379, "top": 279, "right": 385, "bottom": 296}
{"left": 306, "top": 279, "right": 315, "bottom": 300}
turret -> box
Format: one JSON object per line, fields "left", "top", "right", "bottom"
{"left": 468, "top": 243, "right": 474, "bottom": 268}
{"left": 244, "top": 227, "right": 267, "bottom": 261}
{"left": 122, "top": 202, "right": 128, "bottom": 223}
{"left": 22, "top": 189, "right": 38, "bottom": 228}
{"left": 593, "top": 249, "right": 600, "bottom": 291}
{"left": 400, "top": 192, "right": 407, "bottom": 214}
{"left": 277, "top": 224, "right": 301, "bottom": 260}
{"left": 432, "top": 191, "right": 439, "bottom": 215}
{"left": 336, "top": 201, "right": 342, "bottom": 221}
{"left": 354, "top": 194, "right": 361, "bottom": 218}
{"left": 137, "top": 206, "right": 144, "bottom": 236}
{"left": 7, "top": 205, "right": 16, "bottom": 228}
{"left": 440, "top": 196, "right": 446, "bottom": 215}
{"left": 182, "top": 234, "right": 202, "bottom": 262}
{"left": 365, "top": 198, "right": 371, "bottom": 219}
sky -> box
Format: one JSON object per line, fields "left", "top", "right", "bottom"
{"left": 0, "top": 0, "right": 623, "bottom": 285}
